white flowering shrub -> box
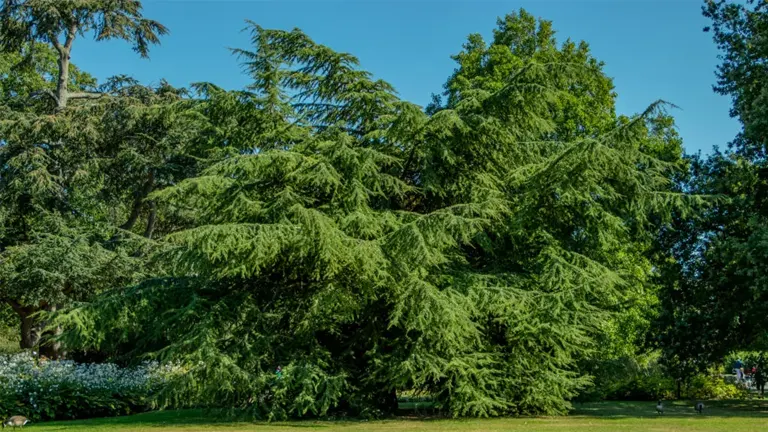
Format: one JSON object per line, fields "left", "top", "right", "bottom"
{"left": 0, "top": 353, "right": 184, "bottom": 420}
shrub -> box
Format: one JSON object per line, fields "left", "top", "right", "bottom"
{"left": 0, "top": 352, "right": 180, "bottom": 421}
{"left": 686, "top": 371, "right": 749, "bottom": 400}
{"left": 605, "top": 369, "right": 676, "bottom": 401}
{"left": 577, "top": 354, "right": 676, "bottom": 401}
{"left": 578, "top": 353, "right": 747, "bottom": 402}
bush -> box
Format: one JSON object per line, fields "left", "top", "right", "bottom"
{"left": 577, "top": 354, "right": 675, "bottom": 401}
{"left": 686, "top": 372, "right": 748, "bottom": 400}
{"left": 0, "top": 352, "right": 180, "bottom": 421}
{"left": 578, "top": 353, "right": 747, "bottom": 402}
{"left": 604, "top": 367, "right": 676, "bottom": 401}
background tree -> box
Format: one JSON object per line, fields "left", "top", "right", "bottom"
{"left": 0, "top": 0, "right": 167, "bottom": 109}
{"left": 656, "top": 0, "right": 768, "bottom": 373}
{"left": 0, "top": 1, "right": 180, "bottom": 357}
{"left": 0, "top": 77, "right": 215, "bottom": 357}
{"left": 0, "top": 96, "right": 144, "bottom": 356}
{"left": 0, "top": 45, "right": 99, "bottom": 353}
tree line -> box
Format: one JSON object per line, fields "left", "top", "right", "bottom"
{"left": 0, "top": 0, "right": 764, "bottom": 419}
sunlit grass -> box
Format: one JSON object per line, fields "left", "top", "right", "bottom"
{"left": 26, "top": 400, "right": 768, "bottom": 432}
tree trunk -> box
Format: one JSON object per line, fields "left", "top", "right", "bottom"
{"left": 39, "top": 305, "right": 63, "bottom": 360}
{"left": 376, "top": 389, "right": 399, "bottom": 415}
{"left": 121, "top": 171, "right": 155, "bottom": 231}
{"left": 19, "top": 310, "right": 41, "bottom": 350}
{"left": 143, "top": 201, "right": 157, "bottom": 239}
{"left": 52, "top": 25, "right": 77, "bottom": 111}
{"left": 39, "top": 330, "right": 63, "bottom": 359}
{"left": 9, "top": 301, "right": 41, "bottom": 351}
{"left": 9, "top": 301, "right": 64, "bottom": 358}
{"left": 55, "top": 49, "right": 70, "bottom": 110}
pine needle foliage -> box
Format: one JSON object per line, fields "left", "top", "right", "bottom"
{"left": 54, "top": 12, "right": 696, "bottom": 419}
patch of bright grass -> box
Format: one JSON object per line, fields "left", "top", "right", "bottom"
{"left": 23, "top": 400, "right": 768, "bottom": 432}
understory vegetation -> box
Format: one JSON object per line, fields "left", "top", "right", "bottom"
{"left": 0, "top": 353, "right": 183, "bottom": 420}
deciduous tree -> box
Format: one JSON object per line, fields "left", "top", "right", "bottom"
{"left": 656, "top": 0, "right": 768, "bottom": 372}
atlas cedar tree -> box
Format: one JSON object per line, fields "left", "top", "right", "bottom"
{"left": 54, "top": 12, "right": 698, "bottom": 418}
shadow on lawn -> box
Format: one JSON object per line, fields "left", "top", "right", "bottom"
{"left": 570, "top": 399, "right": 768, "bottom": 419}
{"left": 40, "top": 409, "right": 337, "bottom": 429}
{"left": 35, "top": 399, "right": 768, "bottom": 430}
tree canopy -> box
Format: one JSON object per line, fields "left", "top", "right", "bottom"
{"left": 7, "top": 0, "right": 763, "bottom": 420}
{"left": 656, "top": 0, "right": 768, "bottom": 372}
{"left": 0, "top": 0, "right": 167, "bottom": 109}
{"left": 49, "top": 11, "right": 694, "bottom": 418}
{"left": 0, "top": 0, "right": 179, "bottom": 356}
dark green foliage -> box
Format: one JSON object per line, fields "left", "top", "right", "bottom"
{"left": 0, "top": 0, "right": 173, "bottom": 356}
{"left": 0, "top": 57, "right": 140, "bottom": 351}
{"left": 0, "top": 54, "right": 203, "bottom": 356}
{"left": 656, "top": 0, "right": 768, "bottom": 373}
{"left": 53, "top": 11, "right": 694, "bottom": 419}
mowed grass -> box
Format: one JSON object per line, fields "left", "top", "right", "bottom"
{"left": 26, "top": 400, "right": 768, "bottom": 432}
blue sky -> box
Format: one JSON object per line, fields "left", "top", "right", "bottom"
{"left": 73, "top": 0, "right": 739, "bottom": 156}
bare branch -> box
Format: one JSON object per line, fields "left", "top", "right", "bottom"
{"left": 64, "top": 23, "right": 77, "bottom": 51}
{"left": 68, "top": 92, "right": 106, "bottom": 101}
{"left": 49, "top": 32, "right": 64, "bottom": 54}
{"left": 30, "top": 89, "right": 59, "bottom": 104}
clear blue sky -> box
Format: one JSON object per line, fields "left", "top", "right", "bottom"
{"left": 73, "top": 0, "right": 739, "bottom": 156}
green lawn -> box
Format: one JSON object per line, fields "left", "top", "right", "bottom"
{"left": 24, "top": 400, "right": 768, "bottom": 432}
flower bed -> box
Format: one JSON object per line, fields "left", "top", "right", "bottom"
{"left": 0, "top": 353, "right": 180, "bottom": 420}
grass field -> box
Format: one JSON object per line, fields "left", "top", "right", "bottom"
{"left": 24, "top": 400, "right": 768, "bottom": 431}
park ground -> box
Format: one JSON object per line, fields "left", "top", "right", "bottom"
{"left": 28, "top": 400, "right": 768, "bottom": 432}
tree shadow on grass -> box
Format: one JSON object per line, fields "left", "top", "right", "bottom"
{"left": 37, "top": 409, "right": 452, "bottom": 431}
{"left": 570, "top": 399, "right": 768, "bottom": 419}
{"left": 39, "top": 409, "right": 336, "bottom": 430}
{"left": 33, "top": 400, "right": 768, "bottom": 430}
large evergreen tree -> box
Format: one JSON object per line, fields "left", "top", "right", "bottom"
{"left": 422, "top": 9, "right": 689, "bottom": 391}
{"left": 56, "top": 12, "right": 693, "bottom": 418}
{"left": 0, "top": 44, "right": 105, "bottom": 353}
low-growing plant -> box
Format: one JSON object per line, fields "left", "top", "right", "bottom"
{"left": 0, "top": 352, "right": 181, "bottom": 421}
{"left": 686, "top": 372, "right": 749, "bottom": 400}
